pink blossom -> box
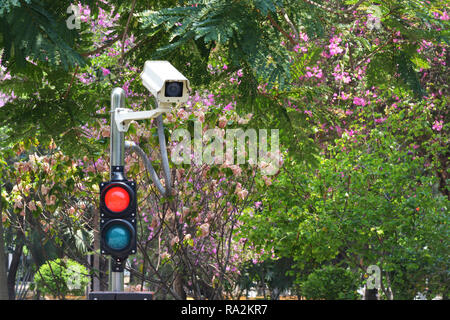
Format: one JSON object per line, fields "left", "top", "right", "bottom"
{"left": 218, "top": 116, "right": 228, "bottom": 128}
{"left": 329, "top": 36, "right": 344, "bottom": 55}
{"left": 101, "top": 68, "right": 110, "bottom": 76}
{"left": 224, "top": 102, "right": 234, "bottom": 111}
{"left": 375, "top": 117, "right": 387, "bottom": 124}
{"left": 345, "top": 129, "right": 356, "bottom": 137}
{"left": 353, "top": 97, "right": 367, "bottom": 106}
{"left": 341, "top": 92, "right": 350, "bottom": 100}
{"left": 342, "top": 75, "right": 351, "bottom": 83}
{"left": 299, "top": 32, "right": 309, "bottom": 42}
{"left": 176, "top": 108, "right": 189, "bottom": 121}
{"left": 237, "top": 189, "right": 248, "bottom": 200}
{"left": 432, "top": 120, "right": 443, "bottom": 131}
{"left": 199, "top": 223, "right": 210, "bottom": 237}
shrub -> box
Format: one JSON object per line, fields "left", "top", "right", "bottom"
{"left": 34, "top": 258, "right": 89, "bottom": 299}
{"left": 301, "top": 266, "right": 359, "bottom": 300}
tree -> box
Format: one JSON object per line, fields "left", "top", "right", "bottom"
{"left": 0, "top": 0, "right": 448, "bottom": 300}
{"left": 0, "top": 183, "right": 8, "bottom": 300}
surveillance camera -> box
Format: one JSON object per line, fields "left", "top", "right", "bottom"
{"left": 140, "top": 61, "right": 191, "bottom": 105}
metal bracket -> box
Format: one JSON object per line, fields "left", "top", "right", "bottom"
{"left": 111, "top": 256, "right": 126, "bottom": 272}
{"left": 114, "top": 106, "right": 171, "bottom": 132}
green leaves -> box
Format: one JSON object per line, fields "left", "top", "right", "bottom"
{"left": 253, "top": 0, "right": 283, "bottom": 15}
{"left": 139, "top": 0, "right": 292, "bottom": 89}
{"left": 0, "top": 1, "right": 87, "bottom": 72}
{"left": 301, "top": 266, "right": 360, "bottom": 300}
{"left": 240, "top": 108, "right": 450, "bottom": 297}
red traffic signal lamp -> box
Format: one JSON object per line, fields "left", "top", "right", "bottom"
{"left": 100, "top": 180, "right": 137, "bottom": 263}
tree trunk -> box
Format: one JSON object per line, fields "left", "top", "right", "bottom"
{"left": 7, "top": 234, "right": 23, "bottom": 300}
{"left": 0, "top": 184, "right": 9, "bottom": 300}
{"left": 173, "top": 272, "right": 186, "bottom": 300}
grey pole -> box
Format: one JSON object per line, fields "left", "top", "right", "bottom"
{"left": 110, "top": 87, "right": 125, "bottom": 174}
{"left": 109, "top": 87, "right": 126, "bottom": 292}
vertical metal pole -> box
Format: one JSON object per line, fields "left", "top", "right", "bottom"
{"left": 109, "top": 87, "right": 126, "bottom": 292}
{"left": 110, "top": 87, "right": 125, "bottom": 174}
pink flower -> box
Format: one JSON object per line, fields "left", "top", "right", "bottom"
{"left": 218, "top": 116, "right": 228, "bottom": 128}
{"left": 262, "top": 175, "right": 272, "bottom": 186}
{"left": 41, "top": 185, "right": 51, "bottom": 196}
{"left": 375, "top": 117, "right": 387, "bottom": 124}
{"left": 341, "top": 92, "right": 350, "bottom": 100}
{"left": 224, "top": 102, "right": 234, "bottom": 111}
{"left": 199, "top": 223, "right": 210, "bottom": 237}
{"left": 299, "top": 32, "right": 309, "bottom": 42}
{"left": 353, "top": 97, "right": 367, "bottom": 106}
{"left": 101, "top": 68, "right": 110, "bottom": 76}
{"left": 176, "top": 108, "right": 189, "bottom": 120}
{"left": 14, "top": 199, "right": 23, "bottom": 210}
{"left": 230, "top": 165, "right": 242, "bottom": 176}
{"left": 45, "top": 195, "right": 57, "bottom": 206}
{"left": 345, "top": 129, "right": 356, "bottom": 137}
{"left": 329, "top": 36, "right": 344, "bottom": 55}
{"left": 432, "top": 120, "right": 443, "bottom": 131}
{"left": 342, "top": 75, "right": 351, "bottom": 83}
{"left": 237, "top": 189, "right": 248, "bottom": 200}
{"left": 195, "top": 110, "right": 205, "bottom": 123}
{"left": 170, "top": 236, "right": 179, "bottom": 247}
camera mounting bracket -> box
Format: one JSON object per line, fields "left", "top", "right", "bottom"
{"left": 114, "top": 104, "right": 171, "bottom": 132}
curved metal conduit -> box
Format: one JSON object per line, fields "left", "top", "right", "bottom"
{"left": 124, "top": 101, "right": 172, "bottom": 197}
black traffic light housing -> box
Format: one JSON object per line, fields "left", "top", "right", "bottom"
{"left": 99, "top": 178, "right": 137, "bottom": 267}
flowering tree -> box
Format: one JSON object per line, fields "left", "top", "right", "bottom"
{"left": 0, "top": 0, "right": 448, "bottom": 300}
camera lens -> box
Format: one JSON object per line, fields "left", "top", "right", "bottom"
{"left": 165, "top": 81, "right": 183, "bottom": 97}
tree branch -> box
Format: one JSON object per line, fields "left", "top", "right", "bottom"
{"left": 63, "top": 65, "right": 79, "bottom": 100}
{"left": 303, "top": 0, "right": 367, "bottom": 14}
{"left": 280, "top": 8, "right": 299, "bottom": 42}
{"left": 80, "top": 34, "right": 122, "bottom": 57}
{"left": 120, "top": 0, "right": 137, "bottom": 65}
{"left": 267, "top": 14, "right": 296, "bottom": 46}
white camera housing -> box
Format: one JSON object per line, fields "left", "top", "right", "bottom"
{"left": 140, "top": 60, "right": 191, "bottom": 105}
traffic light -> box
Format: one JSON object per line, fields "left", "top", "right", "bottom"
{"left": 99, "top": 179, "right": 137, "bottom": 263}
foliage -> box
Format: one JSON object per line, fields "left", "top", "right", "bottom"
{"left": 240, "top": 99, "right": 449, "bottom": 299}
{"left": 0, "top": 0, "right": 100, "bottom": 71}
{"left": 33, "top": 258, "right": 89, "bottom": 298}
{"left": 0, "top": 0, "right": 448, "bottom": 300}
{"left": 301, "top": 265, "right": 359, "bottom": 300}
{"left": 237, "top": 258, "right": 296, "bottom": 299}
